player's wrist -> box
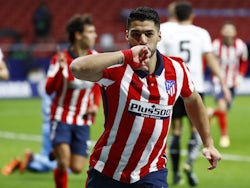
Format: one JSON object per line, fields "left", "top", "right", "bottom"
{"left": 121, "top": 49, "right": 133, "bottom": 65}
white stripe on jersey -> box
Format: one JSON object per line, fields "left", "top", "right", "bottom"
{"left": 113, "top": 115, "right": 145, "bottom": 181}
{"left": 95, "top": 65, "right": 134, "bottom": 172}
{"left": 66, "top": 89, "right": 79, "bottom": 124}
{"left": 47, "top": 63, "right": 60, "bottom": 77}
{"left": 77, "top": 88, "right": 91, "bottom": 125}
{"left": 0, "top": 49, "right": 3, "bottom": 60}
{"left": 97, "top": 78, "right": 115, "bottom": 87}
{"left": 148, "top": 120, "right": 167, "bottom": 172}
{"left": 113, "top": 71, "right": 150, "bottom": 181}
{"left": 131, "top": 119, "right": 165, "bottom": 182}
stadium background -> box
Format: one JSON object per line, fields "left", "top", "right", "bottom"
{"left": 0, "top": 0, "right": 250, "bottom": 98}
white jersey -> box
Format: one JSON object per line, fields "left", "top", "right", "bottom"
{"left": 158, "top": 23, "right": 213, "bottom": 93}
{"left": 212, "top": 38, "right": 249, "bottom": 88}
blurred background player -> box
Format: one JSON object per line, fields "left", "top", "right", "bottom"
{"left": 208, "top": 21, "right": 249, "bottom": 148}
{"left": 1, "top": 89, "right": 56, "bottom": 175}
{"left": 45, "top": 14, "right": 101, "bottom": 188}
{"left": 160, "top": 1, "right": 178, "bottom": 35}
{"left": 158, "top": 1, "right": 230, "bottom": 186}
{"left": 0, "top": 48, "right": 9, "bottom": 80}
{"left": 32, "top": 2, "right": 52, "bottom": 42}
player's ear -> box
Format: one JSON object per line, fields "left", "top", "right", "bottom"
{"left": 158, "top": 31, "right": 162, "bottom": 42}
{"left": 75, "top": 31, "right": 82, "bottom": 40}
{"left": 190, "top": 13, "right": 195, "bottom": 22}
{"left": 125, "top": 30, "right": 129, "bottom": 41}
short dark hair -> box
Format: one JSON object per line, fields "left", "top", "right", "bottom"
{"left": 127, "top": 7, "right": 160, "bottom": 30}
{"left": 175, "top": 1, "right": 192, "bottom": 21}
{"left": 66, "top": 14, "right": 93, "bottom": 44}
{"left": 222, "top": 20, "right": 236, "bottom": 27}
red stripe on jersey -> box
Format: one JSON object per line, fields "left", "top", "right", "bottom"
{"left": 139, "top": 121, "right": 169, "bottom": 177}
{"left": 61, "top": 85, "right": 74, "bottom": 123}
{"left": 102, "top": 73, "right": 143, "bottom": 178}
{"left": 90, "top": 66, "right": 128, "bottom": 168}
{"left": 73, "top": 89, "right": 86, "bottom": 125}
{"left": 121, "top": 118, "right": 155, "bottom": 182}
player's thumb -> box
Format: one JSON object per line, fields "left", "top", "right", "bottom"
{"left": 202, "top": 148, "right": 212, "bottom": 160}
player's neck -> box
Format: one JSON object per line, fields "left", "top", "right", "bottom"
{"left": 71, "top": 45, "right": 89, "bottom": 57}
{"left": 148, "top": 53, "right": 157, "bottom": 74}
{"left": 178, "top": 20, "right": 192, "bottom": 25}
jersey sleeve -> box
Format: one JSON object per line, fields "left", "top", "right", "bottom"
{"left": 45, "top": 54, "right": 65, "bottom": 95}
{"left": 239, "top": 40, "right": 249, "bottom": 76}
{"left": 201, "top": 29, "right": 213, "bottom": 53}
{"left": 92, "top": 83, "right": 101, "bottom": 107}
{"left": 97, "top": 64, "right": 124, "bottom": 87}
{"left": 181, "top": 63, "right": 195, "bottom": 97}
{"left": 172, "top": 56, "right": 195, "bottom": 97}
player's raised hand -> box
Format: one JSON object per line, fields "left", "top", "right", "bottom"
{"left": 56, "top": 45, "right": 67, "bottom": 68}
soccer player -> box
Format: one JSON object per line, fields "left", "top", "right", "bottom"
{"left": 157, "top": 2, "right": 230, "bottom": 186}
{"left": 160, "top": 2, "right": 178, "bottom": 32}
{"left": 18, "top": 92, "right": 57, "bottom": 173}
{"left": 45, "top": 14, "right": 101, "bottom": 188}
{"left": 70, "top": 7, "right": 221, "bottom": 188}
{"left": 209, "top": 21, "right": 249, "bottom": 148}
{"left": 1, "top": 89, "right": 56, "bottom": 175}
{"left": 0, "top": 48, "right": 9, "bottom": 80}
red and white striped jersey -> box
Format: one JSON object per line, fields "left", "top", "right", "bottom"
{"left": 212, "top": 38, "right": 248, "bottom": 88}
{"left": 46, "top": 49, "right": 101, "bottom": 126}
{"left": 89, "top": 51, "right": 194, "bottom": 183}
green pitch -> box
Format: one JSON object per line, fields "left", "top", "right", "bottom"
{"left": 0, "top": 96, "right": 249, "bottom": 188}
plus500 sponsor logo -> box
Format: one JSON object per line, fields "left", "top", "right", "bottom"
{"left": 128, "top": 99, "right": 172, "bottom": 119}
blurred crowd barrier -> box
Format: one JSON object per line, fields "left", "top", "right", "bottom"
{"left": 0, "top": 42, "right": 250, "bottom": 99}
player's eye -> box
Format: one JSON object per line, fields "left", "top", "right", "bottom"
{"left": 131, "top": 32, "right": 141, "bottom": 39}
{"left": 145, "top": 32, "right": 154, "bottom": 38}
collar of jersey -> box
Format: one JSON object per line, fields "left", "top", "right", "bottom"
{"left": 135, "top": 50, "right": 163, "bottom": 78}
{"left": 67, "top": 46, "right": 77, "bottom": 59}
{"left": 67, "top": 46, "right": 92, "bottom": 59}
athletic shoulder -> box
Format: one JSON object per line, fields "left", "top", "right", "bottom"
{"left": 187, "top": 25, "right": 210, "bottom": 37}
{"left": 168, "top": 56, "right": 184, "bottom": 64}
{"left": 212, "top": 38, "right": 221, "bottom": 46}
{"left": 160, "top": 22, "right": 179, "bottom": 36}
{"left": 235, "top": 38, "right": 247, "bottom": 46}
{"left": 161, "top": 54, "right": 184, "bottom": 64}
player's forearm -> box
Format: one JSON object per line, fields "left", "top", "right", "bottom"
{"left": 184, "top": 92, "right": 214, "bottom": 147}
{"left": 45, "top": 69, "right": 63, "bottom": 95}
{"left": 0, "top": 69, "right": 9, "bottom": 80}
{"left": 206, "top": 53, "right": 232, "bottom": 101}
{"left": 70, "top": 51, "right": 124, "bottom": 82}
{"left": 239, "top": 59, "right": 248, "bottom": 76}
{"left": 206, "top": 53, "right": 225, "bottom": 86}
{"left": 0, "top": 62, "right": 9, "bottom": 80}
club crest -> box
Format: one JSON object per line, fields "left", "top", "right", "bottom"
{"left": 165, "top": 80, "right": 176, "bottom": 96}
